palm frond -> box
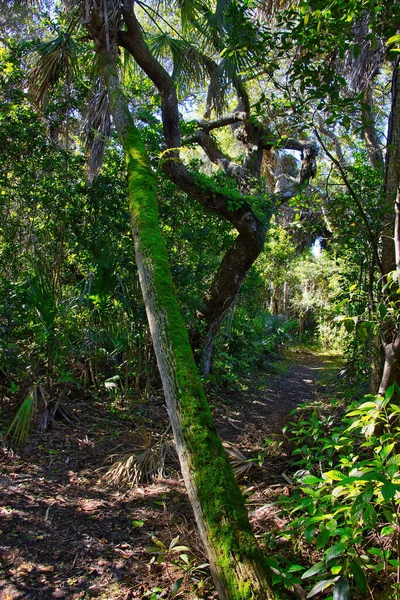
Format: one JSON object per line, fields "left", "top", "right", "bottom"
{"left": 6, "top": 389, "right": 38, "bottom": 447}
{"left": 214, "top": 0, "right": 232, "bottom": 34}
{"left": 27, "top": 273, "right": 57, "bottom": 331}
{"left": 195, "top": 0, "right": 233, "bottom": 51}
{"left": 223, "top": 442, "right": 262, "bottom": 480}
{"left": 30, "top": 33, "right": 75, "bottom": 106}
{"left": 6, "top": 386, "right": 79, "bottom": 446}
{"left": 178, "top": 0, "right": 202, "bottom": 32}
{"left": 102, "top": 431, "right": 177, "bottom": 486}
{"left": 150, "top": 32, "right": 215, "bottom": 88}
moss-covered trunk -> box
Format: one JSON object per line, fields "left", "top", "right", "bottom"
{"left": 100, "top": 50, "right": 276, "bottom": 600}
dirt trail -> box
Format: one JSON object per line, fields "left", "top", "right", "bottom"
{"left": 0, "top": 350, "right": 337, "bottom": 600}
{"left": 213, "top": 349, "right": 337, "bottom": 446}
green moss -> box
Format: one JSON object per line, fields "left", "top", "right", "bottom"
{"left": 123, "top": 123, "right": 275, "bottom": 599}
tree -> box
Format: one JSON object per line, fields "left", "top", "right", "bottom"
{"left": 264, "top": 0, "right": 400, "bottom": 393}
{"left": 83, "top": 4, "right": 277, "bottom": 597}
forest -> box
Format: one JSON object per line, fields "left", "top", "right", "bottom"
{"left": 1, "top": 0, "right": 400, "bottom": 598}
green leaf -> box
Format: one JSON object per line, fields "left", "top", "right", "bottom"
{"left": 326, "top": 519, "right": 338, "bottom": 532}
{"left": 287, "top": 565, "right": 304, "bottom": 573}
{"left": 381, "top": 482, "right": 396, "bottom": 502}
{"left": 305, "top": 525, "right": 316, "bottom": 544}
{"left": 363, "top": 504, "right": 377, "bottom": 526}
{"left": 386, "top": 464, "right": 399, "bottom": 479}
{"left": 377, "top": 303, "right": 387, "bottom": 318}
{"left": 301, "top": 474, "right": 322, "bottom": 485}
{"left": 349, "top": 561, "right": 367, "bottom": 594}
{"left": 325, "top": 542, "right": 346, "bottom": 561}
{"left": 169, "top": 535, "right": 180, "bottom": 549}
{"left": 368, "top": 547, "right": 384, "bottom": 557}
{"left": 171, "top": 577, "right": 184, "bottom": 595}
{"left": 333, "top": 576, "right": 350, "bottom": 600}
{"left": 324, "top": 470, "right": 346, "bottom": 481}
{"left": 381, "top": 526, "right": 396, "bottom": 536}
{"left": 346, "top": 402, "right": 376, "bottom": 416}
{"left": 307, "top": 578, "right": 338, "bottom": 598}
{"left": 386, "top": 454, "right": 400, "bottom": 466}
{"left": 302, "top": 560, "right": 325, "bottom": 579}
{"left": 316, "top": 528, "right": 330, "bottom": 549}
{"left": 132, "top": 519, "right": 144, "bottom": 527}
{"left": 380, "top": 443, "right": 395, "bottom": 460}
{"left": 169, "top": 545, "right": 191, "bottom": 553}
{"left": 387, "top": 34, "right": 400, "bottom": 46}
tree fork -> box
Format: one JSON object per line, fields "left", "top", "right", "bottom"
{"left": 100, "top": 47, "right": 277, "bottom": 600}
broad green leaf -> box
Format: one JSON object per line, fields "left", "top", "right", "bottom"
{"left": 385, "top": 384, "right": 396, "bottom": 401}
{"left": 387, "top": 34, "right": 400, "bottom": 46}
{"left": 381, "top": 482, "right": 396, "bottom": 502}
{"left": 325, "top": 542, "right": 346, "bottom": 562}
{"left": 316, "top": 528, "right": 330, "bottom": 549}
{"left": 368, "top": 547, "right": 384, "bottom": 557}
{"left": 381, "top": 526, "right": 396, "bottom": 536}
{"left": 333, "top": 576, "right": 350, "bottom": 600}
{"left": 287, "top": 565, "right": 304, "bottom": 573}
{"left": 324, "top": 470, "right": 346, "bottom": 481}
{"left": 349, "top": 561, "right": 367, "bottom": 593}
{"left": 301, "top": 560, "right": 325, "bottom": 579}
{"left": 386, "top": 464, "right": 399, "bottom": 479}
{"left": 363, "top": 505, "right": 377, "bottom": 526}
{"left": 171, "top": 577, "right": 184, "bottom": 595}
{"left": 380, "top": 443, "right": 395, "bottom": 460}
{"left": 347, "top": 401, "right": 377, "bottom": 415}
{"left": 301, "top": 474, "right": 322, "bottom": 485}
{"left": 305, "top": 525, "right": 316, "bottom": 544}
{"left": 388, "top": 559, "right": 400, "bottom": 567}
{"left": 326, "top": 519, "right": 338, "bottom": 532}
{"left": 331, "top": 565, "right": 342, "bottom": 575}
{"left": 386, "top": 454, "right": 400, "bottom": 466}
{"left": 307, "top": 578, "right": 338, "bottom": 598}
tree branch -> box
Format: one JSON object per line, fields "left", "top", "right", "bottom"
{"left": 317, "top": 115, "right": 347, "bottom": 166}
{"left": 315, "top": 129, "right": 383, "bottom": 275}
{"left": 192, "top": 130, "right": 243, "bottom": 180}
{"left": 196, "top": 114, "right": 245, "bottom": 132}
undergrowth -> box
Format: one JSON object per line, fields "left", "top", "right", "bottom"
{"left": 270, "top": 382, "right": 400, "bottom": 599}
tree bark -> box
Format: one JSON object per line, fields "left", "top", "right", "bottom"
{"left": 377, "top": 58, "right": 400, "bottom": 394}
{"left": 99, "top": 46, "right": 277, "bottom": 600}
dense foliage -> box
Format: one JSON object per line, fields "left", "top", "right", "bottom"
{"left": 1, "top": 0, "right": 400, "bottom": 597}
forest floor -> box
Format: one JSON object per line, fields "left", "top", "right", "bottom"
{"left": 0, "top": 348, "right": 341, "bottom": 600}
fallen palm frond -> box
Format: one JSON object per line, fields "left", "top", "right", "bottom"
{"left": 223, "top": 442, "right": 262, "bottom": 480}
{"left": 102, "top": 427, "right": 177, "bottom": 486}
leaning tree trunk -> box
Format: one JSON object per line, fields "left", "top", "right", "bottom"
{"left": 100, "top": 49, "right": 277, "bottom": 600}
